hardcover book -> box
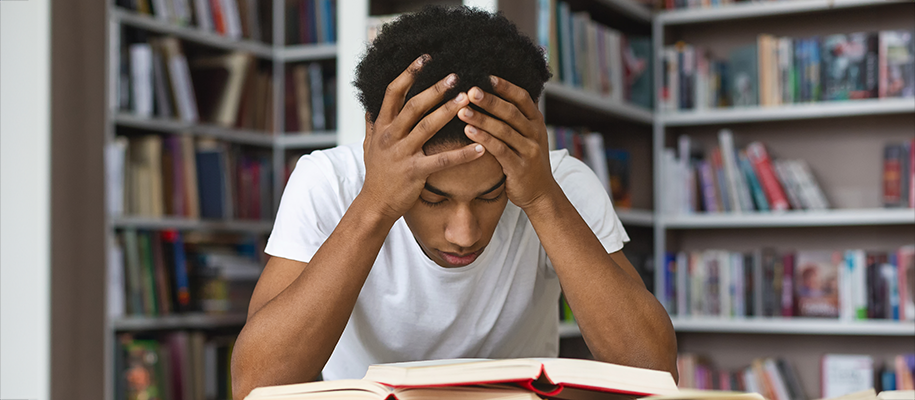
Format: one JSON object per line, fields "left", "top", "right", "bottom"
{"left": 729, "top": 44, "right": 759, "bottom": 107}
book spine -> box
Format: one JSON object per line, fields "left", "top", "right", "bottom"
{"left": 781, "top": 252, "right": 794, "bottom": 317}
{"left": 884, "top": 143, "right": 904, "bottom": 207}
{"left": 746, "top": 142, "right": 789, "bottom": 211}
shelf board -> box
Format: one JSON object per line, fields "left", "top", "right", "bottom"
{"left": 113, "top": 216, "right": 274, "bottom": 233}
{"left": 114, "top": 113, "right": 275, "bottom": 147}
{"left": 543, "top": 82, "right": 654, "bottom": 125}
{"left": 559, "top": 321, "right": 582, "bottom": 338}
{"left": 596, "top": 0, "right": 653, "bottom": 23}
{"left": 112, "top": 313, "right": 247, "bottom": 331}
{"left": 672, "top": 317, "right": 915, "bottom": 336}
{"left": 659, "top": 97, "right": 915, "bottom": 126}
{"left": 656, "top": 0, "right": 912, "bottom": 25}
{"left": 663, "top": 208, "right": 915, "bottom": 229}
{"left": 112, "top": 9, "right": 274, "bottom": 57}
{"left": 277, "top": 131, "right": 338, "bottom": 148}
{"left": 617, "top": 208, "right": 655, "bottom": 227}
{"left": 279, "top": 44, "right": 338, "bottom": 61}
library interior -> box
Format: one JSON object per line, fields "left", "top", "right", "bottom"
{"left": 0, "top": 0, "right": 913, "bottom": 399}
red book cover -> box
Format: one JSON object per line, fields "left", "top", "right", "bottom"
{"left": 746, "top": 142, "right": 790, "bottom": 211}
{"left": 883, "top": 143, "right": 903, "bottom": 207}
{"left": 210, "top": 0, "right": 227, "bottom": 35}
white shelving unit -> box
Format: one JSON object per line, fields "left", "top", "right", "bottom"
{"left": 651, "top": 0, "right": 915, "bottom": 395}
{"left": 104, "top": 2, "right": 342, "bottom": 399}
{"left": 544, "top": 81, "right": 654, "bottom": 125}
{"left": 617, "top": 208, "right": 656, "bottom": 227}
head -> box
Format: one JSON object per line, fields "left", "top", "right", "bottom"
{"left": 353, "top": 6, "right": 551, "bottom": 268}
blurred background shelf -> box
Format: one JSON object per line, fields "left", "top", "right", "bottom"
{"left": 543, "top": 82, "right": 654, "bottom": 125}
{"left": 659, "top": 98, "right": 915, "bottom": 126}
{"left": 112, "top": 313, "right": 248, "bottom": 331}
{"left": 663, "top": 208, "right": 915, "bottom": 229}
{"left": 112, "top": 216, "right": 274, "bottom": 233}
{"left": 655, "top": 0, "right": 912, "bottom": 25}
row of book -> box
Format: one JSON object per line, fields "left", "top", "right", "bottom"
{"left": 549, "top": 126, "right": 634, "bottom": 209}
{"left": 678, "top": 355, "right": 807, "bottom": 399}
{"left": 109, "top": 229, "right": 264, "bottom": 318}
{"left": 284, "top": 0, "right": 337, "bottom": 45}
{"left": 657, "top": 0, "right": 741, "bottom": 10}
{"left": 107, "top": 135, "right": 274, "bottom": 221}
{"left": 663, "top": 131, "right": 831, "bottom": 215}
{"left": 678, "top": 353, "right": 915, "bottom": 399}
{"left": 116, "top": 331, "right": 236, "bottom": 400}
{"left": 118, "top": 0, "right": 268, "bottom": 41}
{"left": 283, "top": 62, "right": 336, "bottom": 133}
{"left": 537, "top": 0, "right": 653, "bottom": 109}
{"left": 120, "top": 30, "right": 337, "bottom": 132}
{"left": 660, "top": 246, "right": 915, "bottom": 320}
{"left": 660, "top": 30, "right": 915, "bottom": 112}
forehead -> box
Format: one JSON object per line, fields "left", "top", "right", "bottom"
{"left": 424, "top": 145, "right": 504, "bottom": 197}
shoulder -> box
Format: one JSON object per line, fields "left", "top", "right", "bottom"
{"left": 288, "top": 143, "right": 365, "bottom": 199}
{"left": 548, "top": 149, "right": 601, "bottom": 188}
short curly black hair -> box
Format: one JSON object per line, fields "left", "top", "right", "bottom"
{"left": 353, "top": 6, "right": 552, "bottom": 150}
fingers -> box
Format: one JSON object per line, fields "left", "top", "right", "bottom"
{"left": 388, "top": 72, "right": 460, "bottom": 139}
{"left": 465, "top": 85, "right": 536, "bottom": 141}
{"left": 376, "top": 54, "right": 429, "bottom": 125}
{"left": 464, "top": 126, "right": 522, "bottom": 170}
{"left": 416, "top": 143, "right": 486, "bottom": 176}
{"left": 404, "top": 91, "right": 470, "bottom": 149}
{"left": 458, "top": 106, "right": 532, "bottom": 156}
{"left": 487, "top": 76, "right": 542, "bottom": 121}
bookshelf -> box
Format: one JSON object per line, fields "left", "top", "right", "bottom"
{"left": 652, "top": 0, "right": 915, "bottom": 396}
{"left": 103, "top": 0, "right": 340, "bottom": 399}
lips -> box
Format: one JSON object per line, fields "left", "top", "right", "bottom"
{"left": 438, "top": 249, "right": 482, "bottom": 267}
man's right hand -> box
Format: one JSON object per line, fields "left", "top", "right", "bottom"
{"left": 360, "top": 54, "right": 485, "bottom": 222}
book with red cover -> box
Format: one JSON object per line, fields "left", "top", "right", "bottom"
{"left": 363, "top": 358, "right": 679, "bottom": 399}
{"left": 745, "top": 142, "right": 790, "bottom": 211}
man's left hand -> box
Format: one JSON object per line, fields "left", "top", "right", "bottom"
{"left": 458, "top": 76, "right": 560, "bottom": 211}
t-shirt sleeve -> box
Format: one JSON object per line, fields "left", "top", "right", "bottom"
{"left": 552, "top": 153, "right": 630, "bottom": 255}
{"left": 264, "top": 152, "right": 350, "bottom": 263}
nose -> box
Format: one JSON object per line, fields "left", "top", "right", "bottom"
{"left": 443, "top": 204, "right": 481, "bottom": 250}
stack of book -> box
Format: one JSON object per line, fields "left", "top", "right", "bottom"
{"left": 109, "top": 229, "right": 265, "bottom": 318}
{"left": 660, "top": 246, "right": 915, "bottom": 321}
{"left": 116, "top": 331, "right": 236, "bottom": 400}
{"left": 659, "top": 30, "right": 915, "bottom": 111}
{"left": 117, "top": 0, "right": 275, "bottom": 42}
{"left": 538, "top": 0, "right": 653, "bottom": 109}
{"left": 822, "top": 354, "right": 915, "bottom": 396}
{"left": 663, "top": 131, "right": 830, "bottom": 215}
{"left": 106, "top": 135, "right": 273, "bottom": 221}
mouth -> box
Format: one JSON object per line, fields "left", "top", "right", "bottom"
{"left": 438, "top": 248, "right": 482, "bottom": 267}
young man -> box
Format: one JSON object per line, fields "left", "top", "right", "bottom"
{"left": 232, "top": 6, "right": 677, "bottom": 398}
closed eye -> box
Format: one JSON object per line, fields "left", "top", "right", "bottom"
{"left": 477, "top": 191, "right": 504, "bottom": 204}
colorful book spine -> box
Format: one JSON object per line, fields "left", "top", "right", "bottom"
{"left": 746, "top": 142, "right": 790, "bottom": 211}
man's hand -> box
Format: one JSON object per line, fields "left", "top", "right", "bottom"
{"left": 458, "top": 76, "right": 559, "bottom": 211}
{"left": 361, "top": 55, "right": 486, "bottom": 222}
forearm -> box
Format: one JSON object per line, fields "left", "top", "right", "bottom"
{"left": 232, "top": 195, "right": 396, "bottom": 397}
{"left": 525, "top": 187, "right": 678, "bottom": 380}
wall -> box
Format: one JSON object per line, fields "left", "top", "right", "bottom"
{"left": 0, "top": 0, "right": 52, "bottom": 399}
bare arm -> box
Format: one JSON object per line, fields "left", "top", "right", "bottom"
{"left": 231, "top": 56, "right": 484, "bottom": 399}
{"left": 459, "top": 77, "right": 678, "bottom": 381}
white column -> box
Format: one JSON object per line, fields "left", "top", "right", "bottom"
{"left": 1, "top": 1, "right": 52, "bottom": 399}
{"left": 336, "top": 0, "right": 370, "bottom": 146}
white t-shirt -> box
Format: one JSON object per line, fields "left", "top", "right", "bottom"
{"left": 265, "top": 142, "right": 629, "bottom": 380}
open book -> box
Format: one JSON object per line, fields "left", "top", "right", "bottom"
{"left": 244, "top": 358, "right": 679, "bottom": 400}
{"left": 362, "top": 358, "right": 678, "bottom": 399}
{"left": 245, "top": 379, "right": 541, "bottom": 400}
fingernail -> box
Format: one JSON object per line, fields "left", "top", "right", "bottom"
{"left": 462, "top": 108, "right": 474, "bottom": 118}
{"left": 475, "top": 144, "right": 484, "bottom": 153}
{"left": 454, "top": 92, "right": 466, "bottom": 103}
{"left": 416, "top": 54, "right": 429, "bottom": 66}
{"left": 471, "top": 88, "right": 483, "bottom": 101}
{"left": 490, "top": 76, "right": 498, "bottom": 86}
{"left": 466, "top": 125, "right": 478, "bottom": 134}
{"left": 446, "top": 74, "right": 457, "bottom": 87}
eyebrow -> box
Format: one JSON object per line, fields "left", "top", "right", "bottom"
{"left": 424, "top": 175, "right": 507, "bottom": 198}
